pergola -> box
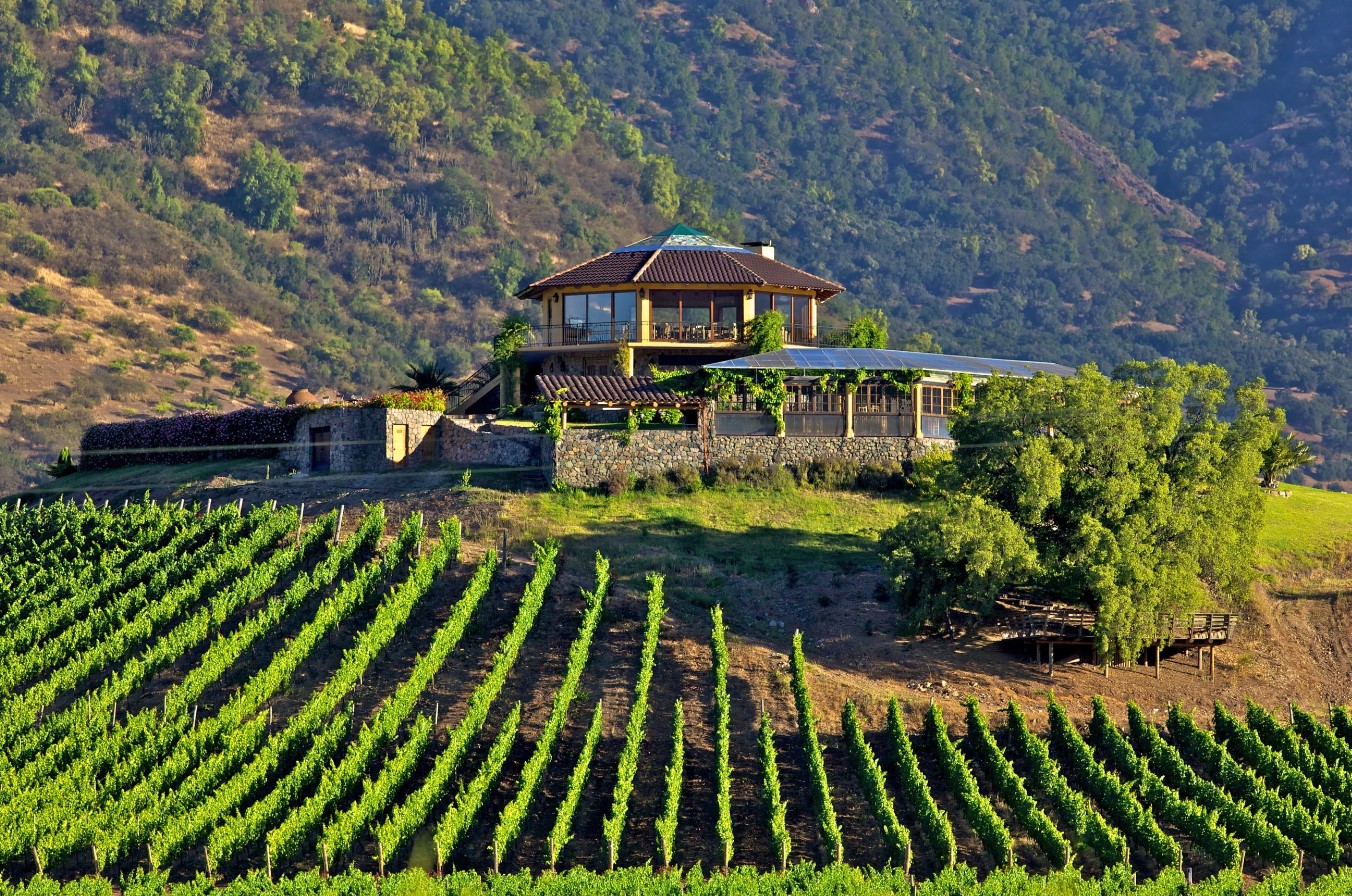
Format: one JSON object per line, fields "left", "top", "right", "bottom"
{"left": 536, "top": 374, "right": 706, "bottom": 427}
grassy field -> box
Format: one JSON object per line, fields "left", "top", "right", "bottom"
{"left": 505, "top": 487, "right": 913, "bottom": 607}
{"left": 1257, "top": 484, "right": 1352, "bottom": 570}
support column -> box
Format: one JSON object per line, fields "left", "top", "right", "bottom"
{"left": 844, "top": 389, "right": 855, "bottom": 439}
{"left": 912, "top": 384, "right": 924, "bottom": 438}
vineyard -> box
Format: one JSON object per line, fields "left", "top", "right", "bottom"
{"left": 5, "top": 498, "right": 1352, "bottom": 894}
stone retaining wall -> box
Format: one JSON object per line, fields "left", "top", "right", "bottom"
{"left": 548, "top": 427, "right": 943, "bottom": 488}
{"left": 441, "top": 417, "right": 545, "bottom": 467}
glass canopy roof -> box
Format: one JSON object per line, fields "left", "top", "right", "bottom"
{"left": 704, "top": 347, "right": 1076, "bottom": 378}
{"left": 613, "top": 224, "right": 753, "bottom": 253}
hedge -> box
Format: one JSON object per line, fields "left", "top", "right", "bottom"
{"left": 80, "top": 407, "right": 308, "bottom": 470}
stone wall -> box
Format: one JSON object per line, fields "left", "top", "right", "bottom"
{"left": 548, "top": 426, "right": 945, "bottom": 488}
{"left": 278, "top": 407, "right": 444, "bottom": 474}
{"left": 441, "top": 416, "right": 546, "bottom": 467}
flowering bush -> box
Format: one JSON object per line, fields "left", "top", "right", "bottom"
{"left": 80, "top": 406, "right": 307, "bottom": 470}
{"left": 365, "top": 390, "right": 447, "bottom": 413}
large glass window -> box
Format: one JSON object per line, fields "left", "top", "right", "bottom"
{"left": 649, "top": 290, "right": 742, "bottom": 341}
{"left": 560, "top": 291, "right": 637, "bottom": 343}
{"left": 613, "top": 291, "right": 637, "bottom": 340}
{"left": 921, "top": 385, "right": 955, "bottom": 416}
{"left": 756, "top": 292, "right": 811, "bottom": 342}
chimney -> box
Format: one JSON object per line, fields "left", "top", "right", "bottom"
{"left": 741, "top": 240, "right": 774, "bottom": 260}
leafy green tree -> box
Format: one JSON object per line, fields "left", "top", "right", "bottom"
{"left": 884, "top": 361, "right": 1280, "bottom": 658}
{"left": 0, "top": 33, "right": 45, "bottom": 113}
{"left": 234, "top": 142, "right": 302, "bottom": 230}
{"left": 639, "top": 156, "right": 680, "bottom": 218}
{"left": 45, "top": 446, "right": 76, "bottom": 478}
{"left": 843, "top": 311, "right": 888, "bottom": 348}
{"left": 130, "top": 63, "right": 210, "bottom": 158}
{"left": 487, "top": 244, "right": 527, "bottom": 297}
{"left": 881, "top": 494, "right": 1037, "bottom": 632}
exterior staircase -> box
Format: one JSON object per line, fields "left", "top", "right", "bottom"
{"left": 450, "top": 361, "right": 501, "bottom": 414}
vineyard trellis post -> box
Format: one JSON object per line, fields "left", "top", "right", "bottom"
{"left": 335, "top": 505, "right": 345, "bottom": 545}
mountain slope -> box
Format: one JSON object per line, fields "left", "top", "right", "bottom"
{"left": 0, "top": 0, "right": 709, "bottom": 490}
{"left": 439, "top": 0, "right": 1352, "bottom": 483}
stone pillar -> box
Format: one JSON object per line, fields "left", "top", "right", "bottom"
{"left": 844, "top": 389, "right": 855, "bottom": 439}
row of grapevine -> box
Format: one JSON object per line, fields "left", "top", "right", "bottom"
{"left": 488, "top": 551, "right": 610, "bottom": 870}
{"left": 265, "top": 524, "right": 471, "bottom": 863}
{"left": 372, "top": 541, "right": 563, "bottom": 866}
{"left": 654, "top": 701, "right": 684, "bottom": 869}
{"left": 602, "top": 574, "right": 666, "bottom": 869}
{"left": 710, "top": 605, "right": 734, "bottom": 869}
{"left": 1, "top": 508, "right": 312, "bottom": 867}
{"left": 927, "top": 703, "right": 1013, "bottom": 866}
{"left": 1125, "top": 703, "right": 1297, "bottom": 869}
{"left": 886, "top": 698, "right": 955, "bottom": 868}
{"left": 1213, "top": 702, "right": 1352, "bottom": 837}
{"left": 201, "top": 517, "right": 449, "bottom": 869}
{"left": 0, "top": 506, "right": 287, "bottom": 759}
{"left": 11, "top": 507, "right": 399, "bottom": 873}
{"left": 52, "top": 512, "right": 343, "bottom": 869}
{"left": 1245, "top": 702, "right": 1352, "bottom": 812}
{"left": 1005, "top": 701, "right": 1128, "bottom": 868}
{"left": 963, "top": 699, "right": 1068, "bottom": 867}
{"left": 842, "top": 700, "right": 911, "bottom": 870}
{"left": 1087, "top": 699, "right": 1240, "bottom": 870}
{"left": 0, "top": 507, "right": 210, "bottom": 674}
{"left": 432, "top": 703, "right": 524, "bottom": 872}
{"left": 758, "top": 712, "right": 792, "bottom": 872}
{"left": 546, "top": 700, "right": 606, "bottom": 871}
{"left": 1292, "top": 706, "right": 1352, "bottom": 775}
{"left": 789, "top": 632, "right": 842, "bottom": 864}
{"left": 1046, "top": 696, "right": 1181, "bottom": 869}
{"left": 316, "top": 545, "right": 500, "bottom": 861}
{"left": 1166, "top": 706, "right": 1340, "bottom": 863}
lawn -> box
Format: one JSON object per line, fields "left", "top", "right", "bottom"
{"left": 1258, "top": 484, "right": 1352, "bottom": 570}
{"left": 505, "top": 487, "right": 915, "bottom": 606}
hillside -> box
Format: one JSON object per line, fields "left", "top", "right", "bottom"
{"left": 0, "top": 0, "right": 715, "bottom": 492}
{"left": 440, "top": 0, "right": 1352, "bottom": 484}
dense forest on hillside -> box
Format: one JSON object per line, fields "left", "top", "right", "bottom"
{"left": 0, "top": 0, "right": 718, "bottom": 490}
{"left": 442, "top": 0, "right": 1352, "bottom": 483}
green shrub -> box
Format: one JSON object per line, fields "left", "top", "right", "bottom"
{"left": 0, "top": 202, "right": 21, "bottom": 223}
{"left": 71, "top": 185, "right": 101, "bottom": 209}
{"left": 807, "top": 456, "right": 861, "bottom": 489}
{"left": 193, "top": 305, "right": 237, "bottom": 334}
{"left": 10, "top": 283, "right": 61, "bottom": 315}
{"left": 11, "top": 232, "right": 52, "bottom": 260}
{"left": 166, "top": 323, "right": 196, "bottom": 346}
{"left": 26, "top": 187, "right": 72, "bottom": 209}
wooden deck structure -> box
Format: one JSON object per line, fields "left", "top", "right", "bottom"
{"left": 998, "top": 602, "right": 1238, "bottom": 678}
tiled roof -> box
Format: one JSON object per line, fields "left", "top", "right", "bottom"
{"left": 526, "top": 252, "right": 654, "bottom": 289}
{"left": 536, "top": 375, "right": 704, "bottom": 407}
{"left": 519, "top": 225, "right": 844, "bottom": 299}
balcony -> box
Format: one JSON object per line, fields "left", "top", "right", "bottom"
{"left": 524, "top": 321, "right": 824, "bottom": 348}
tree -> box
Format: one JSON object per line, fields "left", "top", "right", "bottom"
{"left": 882, "top": 360, "right": 1280, "bottom": 659}
{"left": 0, "top": 34, "right": 45, "bottom": 113}
{"left": 130, "top": 63, "right": 210, "bottom": 158}
{"left": 1260, "top": 431, "right": 1313, "bottom": 488}
{"left": 639, "top": 156, "right": 680, "bottom": 218}
{"left": 234, "top": 141, "right": 302, "bottom": 230}
{"left": 881, "top": 494, "right": 1037, "bottom": 632}
{"left": 843, "top": 311, "right": 888, "bottom": 348}
{"left": 401, "top": 360, "right": 460, "bottom": 397}
{"left": 45, "top": 446, "right": 76, "bottom": 478}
